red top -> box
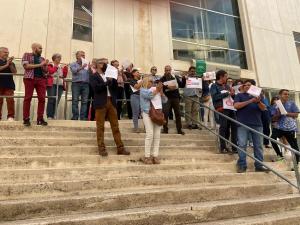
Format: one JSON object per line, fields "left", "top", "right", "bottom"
{"left": 47, "top": 64, "right": 68, "bottom": 87}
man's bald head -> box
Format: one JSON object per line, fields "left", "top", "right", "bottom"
{"left": 164, "top": 65, "right": 172, "bottom": 76}
{"left": 31, "top": 43, "right": 43, "bottom": 56}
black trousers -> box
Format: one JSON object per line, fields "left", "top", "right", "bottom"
{"left": 219, "top": 109, "right": 237, "bottom": 151}
{"left": 86, "top": 84, "right": 95, "bottom": 121}
{"left": 116, "top": 86, "right": 124, "bottom": 120}
{"left": 271, "top": 128, "right": 299, "bottom": 163}
{"left": 262, "top": 111, "right": 271, "bottom": 145}
{"left": 124, "top": 83, "right": 132, "bottom": 119}
{"left": 163, "top": 97, "right": 182, "bottom": 133}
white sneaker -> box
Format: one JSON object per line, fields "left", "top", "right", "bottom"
{"left": 7, "top": 117, "right": 14, "bottom": 122}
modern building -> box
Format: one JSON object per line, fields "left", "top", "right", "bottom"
{"left": 1, "top": 0, "right": 300, "bottom": 119}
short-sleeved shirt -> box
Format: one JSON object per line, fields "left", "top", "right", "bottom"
{"left": 278, "top": 101, "right": 299, "bottom": 131}
{"left": 234, "top": 93, "right": 262, "bottom": 127}
{"left": 33, "top": 55, "right": 43, "bottom": 77}
{"left": 129, "top": 79, "right": 140, "bottom": 95}
{"left": 0, "top": 59, "right": 16, "bottom": 90}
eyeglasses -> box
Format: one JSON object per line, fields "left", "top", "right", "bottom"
{"left": 151, "top": 68, "right": 157, "bottom": 71}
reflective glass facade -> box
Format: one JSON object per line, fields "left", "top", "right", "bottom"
{"left": 171, "top": 0, "right": 247, "bottom": 69}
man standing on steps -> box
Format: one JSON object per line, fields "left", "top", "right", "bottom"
{"left": 183, "top": 66, "right": 201, "bottom": 129}
{"left": 90, "top": 58, "right": 130, "bottom": 157}
{"left": 22, "top": 43, "right": 49, "bottom": 126}
{"left": 271, "top": 89, "right": 300, "bottom": 170}
{"left": 161, "top": 65, "right": 186, "bottom": 135}
{"left": 70, "top": 51, "right": 90, "bottom": 121}
{"left": 210, "top": 70, "right": 237, "bottom": 154}
{"left": 0, "top": 47, "right": 17, "bottom": 121}
{"left": 234, "top": 79, "right": 270, "bottom": 173}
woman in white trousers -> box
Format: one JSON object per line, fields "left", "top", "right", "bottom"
{"left": 140, "top": 76, "right": 167, "bottom": 164}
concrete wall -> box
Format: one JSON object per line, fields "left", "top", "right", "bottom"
{"left": 1, "top": 0, "right": 300, "bottom": 120}
{"left": 241, "top": 0, "right": 300, "bottom": 90}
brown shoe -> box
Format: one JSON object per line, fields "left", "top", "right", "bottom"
{"left": 143, "top": 157, "right": 153, "bottom": 165}
{"left": 117, "top": 147, "right": 130, "bottom": 155}
{"left": 152, "top": 157, "right": 160, "bottom": 164}
{"left": 98, "top": 148, "right": 108, "bottom": 157}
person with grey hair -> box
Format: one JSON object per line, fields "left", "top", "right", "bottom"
{"left": 0, "top": 47, "right": 17, "bottom": 121}
{"left": 46, "top": 53, "right": 68, "bottom": 119}
{"left": 70, "top": 51, "right": 89, "bottom": 120}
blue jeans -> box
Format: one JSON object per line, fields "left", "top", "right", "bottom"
{"left": 46, "top": 85, "right": 64, "bottom": 118}
{"left": 72, "top": 82, "right": 89, "bottom": 120}
{"left": 237, "top": 125, "right": 264, "bottom": 169}
{"left": 130, "top": 94, "right": 140, "bottom": 129}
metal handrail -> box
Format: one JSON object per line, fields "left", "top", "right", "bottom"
{"left": 181, "top": 95, "right": 300, "bottom": 192}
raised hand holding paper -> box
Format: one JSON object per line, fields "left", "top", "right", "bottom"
{"left": 81, "top": 58, "right": 89, "bottom": 70}
{"left": 186, "top": 77, "right": 202, "bottom": 89}
{"left": 105, "top": 64, "right": 118, "bottom": 80}
{"left": 150, "top": 87, "right": 162, "bottom": 109}
{"left": 203, "top": 72, "right": 216, "bottom": 81}
{"left": 247, "top": 85, "right": 262, "bottom": 97}
{"left": 275, "top": 100, "right": 288, "bottom": 115}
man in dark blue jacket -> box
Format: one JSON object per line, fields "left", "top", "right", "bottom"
{"left": 90, "top": 59, "right": 130, "bottom": 157}
{"left": 210, "top": 70, "right": 237, "bottom": 154}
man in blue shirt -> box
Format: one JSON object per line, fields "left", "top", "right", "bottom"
{"left": 70, "top": 51, "right": 90, "bottom": 120}
{"left": 234, "top": 80, "right": 270, "bottom": 173}
{"left": 271, "top": 89, "right": 300, "bottom": 168}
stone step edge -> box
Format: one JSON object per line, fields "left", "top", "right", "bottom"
{"left": 1, "top": 194, "right": 299, "bottom": 225}
{"left": 0, "top": 162, "right": 235, "bottom": 172}
{"left": 189, "top": 207, "right": 300, "bottom": 225}
{"left": 0, "top": 171, "right": 293, "bottom": 185}
{"left": 0, "top": 183, "right": 292, "bottom": 205}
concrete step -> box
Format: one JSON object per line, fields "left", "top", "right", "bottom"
{"left": 0, "top": 172, "right": 292, "bottom": 200}
{"left": 0, "top": 131, "right": 213, "bottom": 139}
{"left": 0, "top": 137, "right": 216, "bottom": 147}
{"left": 0, "top": 120, "right": 208, "bottom": 132}
{"left": 0, "top": 153, "right": 236, "bottom": 169}
{"left": 0, "top": 183, "right": 293, "bottom": 221}
{"left": 0, "top": 161, "right": 290, "bottom": 184}
{"left": 1, "top": 194, "right": 299, "bottom": 224}
{"left": 0, "top": 163, "right": 238, "bottom": 183}
{"left": 190, "top": 208, "right": 300, "bottom": 224}
{"left": 0, "top": 146, "right": 217, "bottom": 157}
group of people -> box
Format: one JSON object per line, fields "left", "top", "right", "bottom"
{"left": 211, "top": 71, "right": 300, "bottom": 172}
{"left": 0, "top": 43, "right": 299, "bottom": 168}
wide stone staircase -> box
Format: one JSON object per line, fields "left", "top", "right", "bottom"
{"left": 0, "top": 120, "right": 299, "bottom": 224}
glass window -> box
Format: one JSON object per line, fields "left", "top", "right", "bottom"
{"left": 73, "top": 0, "right": 93, "bottom": 42}
{"left": 293, "top": 32, "right": 300, "bottom": 43}
{"left": 171, "top": 0, "right": 200, "bottom": 7}
{"left": 200, "top": 0, "right": 239, "bottom": 16}
{"left": 171, "top": 3, "right": 204, "bottom": 45}
{"left": 170, "top": 1, "right": 247, "bottom": 69}
{"left": 293, "top": 32, "right": 300, "bottom": 63}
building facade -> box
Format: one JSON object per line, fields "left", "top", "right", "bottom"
{"left": 1, "top": 0, "right": 300, "bottom": 119}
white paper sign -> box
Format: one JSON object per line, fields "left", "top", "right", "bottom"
{"left": 223, "top": 96, "right": 236, "bottom": 111}
{"left": 150, "top": 87, "right": 162, "bottom": 109}
{"left": 163, "top": 80, "right": 177, "bottom": 87}
{"left": 203, "top": 72, "right": 216, "bottom": 81}
{"left": 81, "top": 58, "right": 89, "bottom": 70}
{"left": 275, "top": 100, "right": 288, "bottom": 115}
{"left": 186, "top": 77, "right": 202, "bottom": 89}
{"left": 233, "top": 85, "right": 241, "bottom": 94}
{"left": 105, "top": 64, "right": 118, "bottom": 80}
{"left": 247, "top": 85, "right": 262, "bottom": 97}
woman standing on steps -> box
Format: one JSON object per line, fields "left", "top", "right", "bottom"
{"left": 140, "top": 76, "right": 167, "bottom": 164}
{"left": 129, "top": 69, "right": 142, "bottom": 133}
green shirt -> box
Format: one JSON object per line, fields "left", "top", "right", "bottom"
{"left": 33, "top": 55, "right": 43, "bottom": 77}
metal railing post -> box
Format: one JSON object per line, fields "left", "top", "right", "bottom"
{"left": 54, "top": 75, "right": 59, "bottom": 119}
{"left": 182, "top": 95, "right": 300, "bottom": 192}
